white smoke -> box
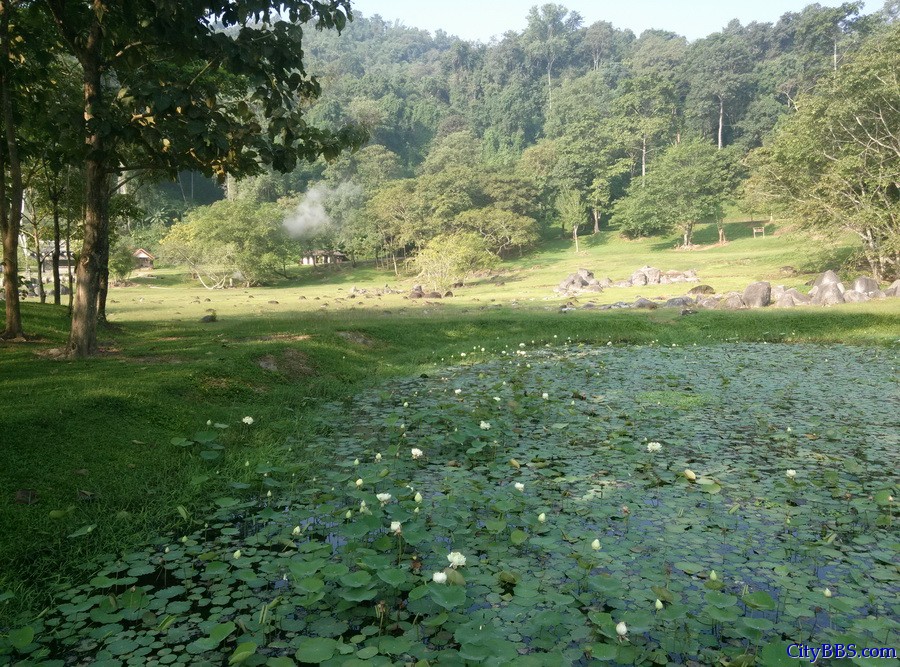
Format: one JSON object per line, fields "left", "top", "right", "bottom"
{"left": 283, "top": 183, "right": 332, "bottom": 238}
{"left": 283, "top": 182, "right": 364, "bottom": 238}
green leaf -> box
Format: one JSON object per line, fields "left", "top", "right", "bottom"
{"left": 431, "top": 584, "right": 466, "bottom": 610}
{"left": 510, "top": 529, "right": 528, "bottom": 545}
{"left": 67, "top": 524, "right": 96, "bottom": 538}
{"left": 742, "top": 591, "right": 776, "bottom": 611}
{"left": 8, "top": 626, "right": 34, "bottom": 651}
{"left": 377, "top": 569, "right": 407, "bottom": 587}
{"left": 229, "top": 641, "right": 258, "bottom": 665}
{"left": 295, "top": 637, "right": 337, "bottom": 663}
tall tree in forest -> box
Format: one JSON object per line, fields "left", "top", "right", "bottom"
{"left": 41, "top": 0, "right": 365, "bottom": 357}
{"left": 747, "top": 23, "right": 900, "bottom": 280}
{"left": 523, "top": 4, "right": 583, "bottom": 112}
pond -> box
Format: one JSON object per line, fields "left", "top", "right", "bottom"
{"left": 4, "top": 343, "right": 898, "bottom": 666}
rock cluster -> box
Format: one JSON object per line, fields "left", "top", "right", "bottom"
{"left": 565, "top": 271, "right": 898, "bottom": 312}
{"left": 408, "top": 284, "right": 453, "bottom": 300}
{"left": 555, "top": 266, "right": 699, "bottom": 296}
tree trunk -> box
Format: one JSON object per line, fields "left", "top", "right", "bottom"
{"left": 0, "top": 1, "right": 23, "bottom": 338}
{"left": 32, "top": 225, "right": 45, "bottom": 303}
{"left": 68, "top": 39, "right": 108, "bottom": 358}
{"left": 97, "top": 208, "right": 109, "bottom": 323}
{"left": 641, "top": 135, "right": 647, "bottom": 186}
{"left": 717, "top": 97, "right": 724, "bottom": 150}
{"left": 592, "top": 209, "right": 600, "bottom": 234}
{"left": 682, "top": 223, "right": 694, "bottom": 248}
{"left": 52, "top": 198, "right": 61, "bottom": 304}
{"left": 573, "top": 222, "right": 579, "bottom": 253}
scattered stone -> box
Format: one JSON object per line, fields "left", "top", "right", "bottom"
{"left": 598, "top": 277, "right": 613, "bottom": 288}
{"left": 199, "top": 310, "right": 217, "bottom": 323}
{"left": 697, "top": 297, "right": 721, "bottom": 309}
{"left": 425, "top": 292, "right": 443, "bottom": 299}
{"left": 811, "top": 282, "right": 845, "bottom": 306}
{"left": 812, "top": 270, "right": 841, "bottom": 288}
{"left": 688, "top": 284, "right": 715, "bottom": 295}
{"left": 852, "top": 276, "right": 880, "bottom": 294}
{"left": 633, "top": 297, "right": 657, "bottom": 309}
{"left": 719, "top": 294, "right": 745, "bottom": 310}
{"left": 842, "top": 289, "right": 870, "bottom": 303}
{"left": 613, "top": 280, "right": 632, "bottom": 288}
{"left": 742, "top": 281, "right": 771, "bottom": 308}
{"left": 630, "top": 271, "right": 649, "bottom": 286}
{"left": 577, "top": 268, "right": 594, "bottom": 280}
{"left": 664, "top": 296, "right": 695, "bottom": 308}
{"left": 680, "top": 308, "right": 697, "bottom": 316}
{"left": 779, "top": 266, "right": 798, "bottom": 276}
{"left": 268, "top": 300, "right": 279, "bottom": 304}
{"left": 884, "top": 279, "right": 900, "bottom": 297}
{"left": 443, "top": 291, "right": 453, "bottom": 298}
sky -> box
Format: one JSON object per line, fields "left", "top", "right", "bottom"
{"left": 348, "top": 0, "right": 875, "bottom": 43}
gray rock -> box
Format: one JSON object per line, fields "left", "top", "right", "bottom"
{"left": 783, "top": 288, "right": 811, "bottom": 304}
{"left": 599, "top": 277, "right": 613, "bottom": 288}
{"left": 642, "top": 266, "right": 661, "bottom": 284}
{"left": 425, "top": 292, "right": 442, "bottom": 299}
{"left": 811, "top": 282, "right": 845, "bottom": 306}
{"left": 774, "top": 294, "right": 799, "bottom": 308}
{"left": 779, "top": 266, "right": 798, "bottom": 276}
{"left": 587, "top": 278, "right": 600, "bottom": 286}
{"left": 409, "top": 291, "right": 424, "bottom": 299}
{"left": 633, "top": 297, "right": 658, "bottom": 309}
{"left": 613, "top": 280, "right": 632, "bottom": 288}
{"left": 885, "top": 280, "right": 900, "bottom": 297}
{"left": 742, "top": 281, "right": 771, "bottom": 308}
{"left": 664, "top": 296, "right": 695, "bottom": 308}
{"left": 688, "top": 284, "right": 715, "bottom": 295}
{"left": 719, "top": 294, "right": 745, "bottom": 310}
{"left": 443, "top": 291, "right": 453, "bottom": 298}
{"left": 587, "top": 284, "right": 603, "bottom": 292}
{"left": 842, "top": 289, "right": 869, "bottom": 303}
{"left": 630, "top": 271, "right": 648, "bottom": 286}
{"left": 771, "top": 285, "right": 786, "bottom": 301}
{"left": 577, "top": 268, "right": 594, "bottom": 280}
{"left": 852, "top": 276, "right": 880, "bottom": 294}
{"left": 697, "top": 297, "right": 720, "bottom": 309}
{"left": 813, "top": 270, "right": 841, "bottom": 288}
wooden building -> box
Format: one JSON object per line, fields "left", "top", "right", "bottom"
{"left": 132, "top": 248, "right": 155, "bottom": 269}
{"left": 301, "top": 250, "right": 348, "bottom": 266}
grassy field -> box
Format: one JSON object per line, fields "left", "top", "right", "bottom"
{"left": 1, "top": 220, "right": 897, "bottom": 626}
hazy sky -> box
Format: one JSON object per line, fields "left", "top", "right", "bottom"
{"left": 349, "top": 0, "right": 875, "bottom": 42}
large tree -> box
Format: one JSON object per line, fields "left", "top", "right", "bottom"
{"left": 747, "top": 24, "right": 900, "bottom": 280}
{"left": 40, "top": 0, "right": 364, "bottom": 357}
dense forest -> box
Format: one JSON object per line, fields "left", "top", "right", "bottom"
{"left": 4, "top": 1, "right": 899, "bottom": 350}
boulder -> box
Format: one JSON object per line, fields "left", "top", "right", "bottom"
{"left": 697, "top": 297, "right": 720, "bottom": 309}
{"left": 884, "top": 279, "right": 900, "bottom": 297}
{"left": 664, "top": 296, "right": 695, "bottom": 308}
{"left": 688, "top": 284, "right": 715, "bottom": 295}
{"left": 425, "top": 292, "right": 442, "bottom": 299}
{"left": 642, "top": 266, "right": 662, "bottom": 284}
{"left": 783, "top": 288, "right": 811, "bottom": 303}
{"left": 811, "top": 282, "right": 845, "bottom": 306}
{"left": 842, "top": 289, "right": 870, "bottom": 303}
{"left": 742, "top": 281, "right": 771, "bottom": 308}
{"left": 633, "top": 297, "right": 658, "bottom": 309}
{"left": 852, "top": 276, "right": 880, "bottom": 294}
{"left": 443, "top": 291, "right": 454, "bottom": 298}
{"left": 774, "top": 293, "right": 799, "bottom": 308}
{"left": 718, "top": 294, "right": 745, "bottom": 310}
{"left": 577, "top": 268, "right": 594, "bottom": 280}
{"left": 659, "top": 275, "right": 671, "bottom": 284}
{"left": 409, "top": 291, "right": 424, "bottom": 299}
{"left": 586, "top": 284, "right": 603, "bottom": 292}
{"left": 613, "top": 280, "right": 632, "bottom": 288}
{"left": 630, "top": 270, "right": 648, "bottom": 286}
{"left": 598, "top": 277, "right": 613, "bottom": 288}
{"left": 812, "top": 270, "right": 841, "bottom": 288}
{"left": 771, "top": 285, "right": 786, "bottom": 301}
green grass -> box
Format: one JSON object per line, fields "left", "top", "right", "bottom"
{"left": 0, "top": 219, "right": 897, "bottom": 625}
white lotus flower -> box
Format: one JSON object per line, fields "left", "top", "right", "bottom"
{"left": 414, "top": 492, "right": 423, "bottom": 503}
{"left": 206, "top": 420, "right": 212, "bottom": 426}
{"left": 514, "top": 482, "right": 525, "bottom": 492}
{"left": 709, "top": 570, "right": 718, "bottom": 581}
{"left": 655, "top": 599, "right": 664, "bottom": 611}
{"left": 647, "top": 442, "right": 662, "bottom": 453}
{"left": 164, "top": 546, "right": 170, "bottom": 554}
{"left": 403, "top": 402, "right": 408, "bottom": 407}
{"left": 591, "top": 539, "right": 601, "bottom": 551}
{"left": 542, "top": 392, "right": 549, "bottom": 400}
{"left": 359, "top": 500, "right": 369, "bottom": 514}
{"left": 291, "top": 525, "right": 301, "bottom": 536}
{"left": 432, "top": 572, "right": 448, "bottom": 584}
{"left": 353, "top": 458, "right": 360, "bottom": 466}
{"left": 538, "top": 512, "right": 546, "bottom": 523}
{"left": 414, "top": 507, "right": 419, "bottom": 514}
{"left": 375, "top": 453, "right": 382, "bottom": 462}
{"left": 480, "top": 421, "right": 491, "bottom": 430}
{"left": 233, "top": 549, "right": 242, "bottom": 559}
{"left": 390, "top": 521, "right": 402, "bottom": 535}
{"left": 266, "top": 490, "right": 272, "bottom": 498}
{"left": 345, "top": 510, "right": 352, "bottom": 519}
{"left": 684, "top": 469, "right": 697, "bottom": 481}
{"left": 454, "top": 388, "right": 462, "bottom": 395}
{"left": 355, "top": 478, "right": 363, "bottom": 488}
{"left": 616, "top": 621, "right": 628, "bottom": 637}
{"left": 411, "top": 448, "right": 424, "bottom": 459}
{"left": 786, "top": 469, "right": 797, "bottom": 479}
{"left": 447, "top": 551, "right": 466, "bottom": 568}
{"left": 824, "top": 587, "right": 832, "bottom": 598}
{"left": 242, "top": 416, "right": 254, "bottom": 425}
{"left": 376, "top": 492, "right": 392, "bottom": 505}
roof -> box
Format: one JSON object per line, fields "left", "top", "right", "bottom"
{"left": 133, "top": 248, "right": 155, "bottom": 259}
{"left": 305, "top": 250, "right": 349, "bottom": 257}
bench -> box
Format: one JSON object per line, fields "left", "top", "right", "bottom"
{"left": 752, "top": 226, "right": 766, "bottom": 238}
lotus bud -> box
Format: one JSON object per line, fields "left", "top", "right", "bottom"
{"left": 355, "top": 478, "right": 363, "bottom": 488}
{"left": 292, "top": 526, "right": 301, "bottom": 536}
{"left": 786, "top": 469, "right": 797, "bottom": 479}
{"left": 414, "top": 492, "right": 423, "bottom": 503}
{"left": 824, "top": 588, "right": 832, "bottom": 598}
{"left": 616, "top": 621, "right": 628, "bottom": 637}
{"left": 233, "top": 549, "right": 241, "bottom": 559}
{"left": 655, "top": 599, "right": 664, "bottom": 611}
{"left": 538, "top": 512, "right": 546, "bottom": 523}
{"left": 432, "top": 572, "right": 447, "bottom": 584}
{"left": 345, "top": 510, "right": 352, "bottom": 519}
{"left": 591, "top": 539, "right": 601, "bottom": 551}
{"left": 353, "top": 458, "right": 359, "bottom": 466}
{"left": 390, "top": 521, "right": 402, "bottom": 535}
{"left": 684, "top": 469, "right": 697, "bottom": 481}
{"left": 414, "top": 507, "right": 419, "bottom": 514}
{"left": 709, "top": 570, "right": 718, "bottom": 581}
{"left": 375, "top": 453, "right": 382, "bottom": 462}
{"left": 514, "top": 482, "right": 525, "bottom": 492}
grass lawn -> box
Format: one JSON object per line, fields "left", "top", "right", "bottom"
{"left": 0, "top": 220, "right": 897, "bottom": 638}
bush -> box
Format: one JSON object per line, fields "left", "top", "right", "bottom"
{"left": 414, "top": 232, "right": 497, "bottom": 291}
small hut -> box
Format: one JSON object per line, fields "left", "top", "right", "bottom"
{"left": 132, "top": 248, "right": 155, "bottom": 269}
{"left": 300, "top": 250, "right": 349, "bottom": 266}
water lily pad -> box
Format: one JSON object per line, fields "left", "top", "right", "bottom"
{"left": 295, "top": 637, "right": 337, "bottom": 663}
